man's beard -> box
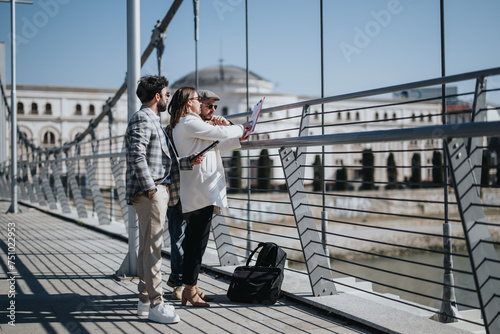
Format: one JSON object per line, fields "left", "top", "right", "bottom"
{"left": 202, "top": 111, "right": 213, "bottom": 121}
{"left": 158, "top": 100, "right": 167, "bottom": 112}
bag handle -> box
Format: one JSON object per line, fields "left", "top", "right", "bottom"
{"left": 245, "top": 242, "right": 267, "bottom": 267}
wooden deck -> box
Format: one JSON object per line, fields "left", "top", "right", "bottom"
{"left": 0, "top": 201, "right": 373, "bottom": 334}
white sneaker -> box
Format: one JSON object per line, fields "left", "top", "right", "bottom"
{"left": 137, "top": 300, "right": 150, "bottom": 316}
{"left": 148, "top": 302, "right": 180, "bottom": 324}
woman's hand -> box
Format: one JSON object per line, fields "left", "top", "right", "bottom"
{"left": 190, "top": 152, "right": 205, "bottom": 165}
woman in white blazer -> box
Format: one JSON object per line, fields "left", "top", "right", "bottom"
{"left": 168, "top": 87, "right": 250, "bottom": 307}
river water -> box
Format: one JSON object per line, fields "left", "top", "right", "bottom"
{"left": 291, "top": 248, "right": 500, "bottom": 311}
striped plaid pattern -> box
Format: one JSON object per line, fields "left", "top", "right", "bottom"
{"left": 165, "top": 132, "right": 191, "bottom": 207}
{"left": 125, "top": 107, "right": 183, "bottom": 203}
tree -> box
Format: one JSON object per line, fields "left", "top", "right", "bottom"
{"left": 487, "top": 137, "right": 500, "bottom": 185}
{"left": 257, "top": 149, "right": 272, "bottom": 192}
{"left": 409, "top": 153, "right": 422, "bottom": 188}
{"left": 497, "top": 161, "right": 500, "bottom": 186}
{"left": 481, "top": 151, "right": 490, "bottom": 187}
{"left": 386, "top": 152, "right": 397, "bottom": 189}
{"left": 360, "top": 149, "right": 375, "bottom": 190}
{"left": 335, "top": 166, "right": 348, "bottom": 191}
{"left": 312, "top": 155, "right": 323, "bottom": 191}
{"left": 228, "top": 150, "right": 242, "bottom": 193}
{"left": 432, "top": 150, "right": 444, "bottom": 186}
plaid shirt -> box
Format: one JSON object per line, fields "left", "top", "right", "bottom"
{"left": 165, "top": 125, "right": 190, "bottom": 207}
{"left": 125, "top": 106, "right": 191, "bottom": 204}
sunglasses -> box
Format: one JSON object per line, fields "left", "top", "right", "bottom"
{"left": 201, "top": 102, "right": 218, "bottom": 110}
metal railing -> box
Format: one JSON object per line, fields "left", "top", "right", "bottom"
{"left": 1, "top": 67, "right": 500, "bottom": 333}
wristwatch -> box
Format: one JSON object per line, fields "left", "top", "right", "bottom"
{"left": 147, "top": 187, "right": 157, "bottom": 196}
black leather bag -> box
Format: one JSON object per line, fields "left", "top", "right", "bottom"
{"left": 227, "top": 242, "right": 286, "bottom": 305}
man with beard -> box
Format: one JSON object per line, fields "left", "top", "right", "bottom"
{"left": 198, "top": 89, "right": 232, "bottom": 125}
{"left": 125, "top": 75, "right": 204, "bottom": 324}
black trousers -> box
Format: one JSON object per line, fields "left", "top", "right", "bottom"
{"left": 182, "top": 205, "right": 214, "bottom": 286}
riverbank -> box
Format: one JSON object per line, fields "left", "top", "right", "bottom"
{"left": 225, "top": 187, "right": 500, "bottom": 262}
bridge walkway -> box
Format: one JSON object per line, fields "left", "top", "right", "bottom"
{"left": 0, "top": 201, "right": 374, "bottom": 334}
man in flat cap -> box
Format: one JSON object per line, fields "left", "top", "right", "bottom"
{"left": 197, "top": 89, "right": 235, "bottom": 126}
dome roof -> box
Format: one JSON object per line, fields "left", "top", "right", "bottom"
{"left": 171, "top": 65, "right": 273, "bottom": 92}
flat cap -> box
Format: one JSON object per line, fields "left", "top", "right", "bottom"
{"left": 198, "top": 89, "right": 220, "bottom": 101}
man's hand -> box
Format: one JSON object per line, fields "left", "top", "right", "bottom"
{"left": 190, "top": 152, "right": 205, "bottom": 165}
{"left": 147, "top": 186, "right": 157, "bottom": 200}
{"left": 242, "top": 121, "right": 252, "bottom": 131}
{"left": 211, "top": 115, "right": 230, "bottom": 126}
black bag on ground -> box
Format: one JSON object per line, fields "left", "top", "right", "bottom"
{"left": 227, "top": 242, "right": 287, "bottom": 304}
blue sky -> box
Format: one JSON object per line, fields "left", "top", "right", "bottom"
{"left": 0, "top": 0, "right": 499, "bottom": 104}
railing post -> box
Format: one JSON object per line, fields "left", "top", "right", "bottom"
{"left": 84, "top": 158, "right": 110, "bottom": 225}
{"left": 33, "top": 161, "right": 47, "bottom": 207}
{"left": 212, "top": 214, "right": 239, "bottom": 265}
{"left": 17, "top": 160, "right": 28, "bottom": 201}
{"left": 50, "top": 153, "right": 71, "bottom": 214}
{"left": 0, "top": 162, "right": 9, "bottom": 198}
{"left": 436, "top": 222, "right": 459, "bottom": 322}
{"left": 110, "top": 156, "right": 129, "bottom": 226}
{"left": 321, "top": 211, "right": 330, "bottom": 266}
{"left": 66, "top": 157, "right": 88, "bottom": 219}
{"left": 296, "top": 104, "right": 311, "bottom": 173}
{"left": 40, "top": 161, "right": 57, "bottom": 211}
{"left": 279, "top": 147, "right": 336, "bottom": 296}
{"left": 23, "top": 162, "right": 37, "bottom": 204}
{"left": 445, "top": 77, "right": 500, "bottom": 334}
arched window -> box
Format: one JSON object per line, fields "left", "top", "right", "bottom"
{"left": 42, "top": 131, "right": 56, "bottom": 145}
{"left": 17, "top": 102, "right": 24, "bottom": 114}
{"left": 392, "top": 112, "right": 397, "bottom": 119}
{"left": 31, "top": 102, "right": 38, "bottom": 115}
{"left": 346, "top": 112, "right": 351, "bottom": 121}
{"left": 75, "top": 104, "right": 82, "bottom": 115}
{"left": 383, "top": 112, "right": 388, "bottom": 120}
{"left": 420, "top": 113, "right": 425, "bottom": 122}
{"left": 89, "top": 104, "right": 95, "bottom": 116}
{"left": 428, "top": 114, "right": 432, "bottom": 122}
{"left": 44, "top": 103, "right": 52, "bottom": 115}
{"left": 337, "top": 112, "right": 341, "bottom": 120}
{"left": 375, "top": 112, "right": 379, "bottom": 120}
{"left": 222, "top": 106, "right": 228, "bottom": 116}
{"left": 411, "top": 113, "right": 416, "bottom": 122}
{"left": 355, "top": 112, "right": 360, "bottom": 121}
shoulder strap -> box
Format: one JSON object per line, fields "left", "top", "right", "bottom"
{"left": 245, "top": 242, "right": 267, "bottom": 267}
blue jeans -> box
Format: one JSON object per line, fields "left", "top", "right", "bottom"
{"left": 167, "top": 201, "right": 186, "bottom": 286}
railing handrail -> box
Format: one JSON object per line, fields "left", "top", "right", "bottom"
{"left": 241, "top": 120, "right": 500, "bottom": 150}
{"left": 13, "top": 120, "right": 499, "bottom": 164}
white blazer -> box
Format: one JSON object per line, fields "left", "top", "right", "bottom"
{"left": 172, "top": 112, "right": 244, "bottom": 214}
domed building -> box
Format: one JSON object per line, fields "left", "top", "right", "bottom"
{"left": 172, "top": 64, "right": 274, "bottom": 94}
{"left": 170, "top": 64, "right": 297, "bottom": 117}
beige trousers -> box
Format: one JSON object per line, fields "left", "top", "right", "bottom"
{"left": 132, "top": 184, "right": 169, "bottom": 307}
